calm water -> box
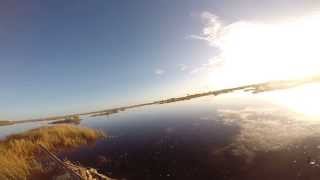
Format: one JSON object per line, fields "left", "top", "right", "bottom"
{"left": 2, "top": 95, "right": 320, "bottom": 179}
{"left": 63, "top": 96, "right": 320, "bottom": 180}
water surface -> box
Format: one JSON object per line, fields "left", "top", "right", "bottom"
{"left": 60, "top": 96, "right": 320, "bottom": 180}
{"left": 2, "top": 95, "right": 320, "bottom": 179}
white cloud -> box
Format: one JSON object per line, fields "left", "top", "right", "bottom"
{"left": 154, "top": 69, "right": 165, "bottom": 75}
{"left": 178, "top": 64, "right": 188, "bottom": 71}
{"left": 191, "top": 11, "right": 223, "bottom": 46}
{"left": 191, "top": 12, "right": 320, "bottom": 89}
{"left": 189, "top": 57, "right": 224, "bottom": 74}
{"left": 190, "top": 66, "right": 205, "bottom": 74}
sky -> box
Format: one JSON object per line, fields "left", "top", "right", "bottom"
{"left": 1, "top": 0, "right": 320, "bottom": 120}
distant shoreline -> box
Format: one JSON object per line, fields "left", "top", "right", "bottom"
{"left": 3, "top": 75, "right": 320, "bottom": 127}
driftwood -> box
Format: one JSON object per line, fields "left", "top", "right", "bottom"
{"left": 39, "top": 145, "right": 85, "bottom": 180}
{"left": 39, "top": 145, "right": 113, "bottom": 180}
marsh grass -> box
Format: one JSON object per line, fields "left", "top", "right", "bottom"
{"left": 0, "top": 125, "right": 105, "bottom": 180}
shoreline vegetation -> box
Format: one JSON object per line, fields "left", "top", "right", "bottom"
{"left": 2, "top": 75, "right": 320, "bottom": 127}
{"left": 0, "top": 125, "right": 105, "bottom": 180}
{"left": 0, "top": 120, "right": 15, "bottom": 126}
{"left": 49, "top": 115, "right": 82, "bottom": 125}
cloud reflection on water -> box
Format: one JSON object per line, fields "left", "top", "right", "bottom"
{"left": 217, "top": 107, "right": 320, "bottom": 163}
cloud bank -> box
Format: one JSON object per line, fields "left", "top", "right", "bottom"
{"left": 192, "top": 11, "right": 320, "bottom": 88}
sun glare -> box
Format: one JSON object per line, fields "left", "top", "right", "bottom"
{"left": 260, "top": 84, "right": 320, "bottom": 118}
{"left": 204, "top": 13, "right": 320, "bottom": 117}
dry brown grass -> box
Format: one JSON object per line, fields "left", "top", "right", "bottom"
{"left": 0, "top": 125, "right": 105, "bottom": 180}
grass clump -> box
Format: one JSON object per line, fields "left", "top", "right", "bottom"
{"left": 0, "top": 125, "right": 105, "bottom": 180}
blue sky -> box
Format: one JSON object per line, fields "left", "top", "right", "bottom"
{"left": 1, "top": 0, "right": 319, "bottom": 119}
